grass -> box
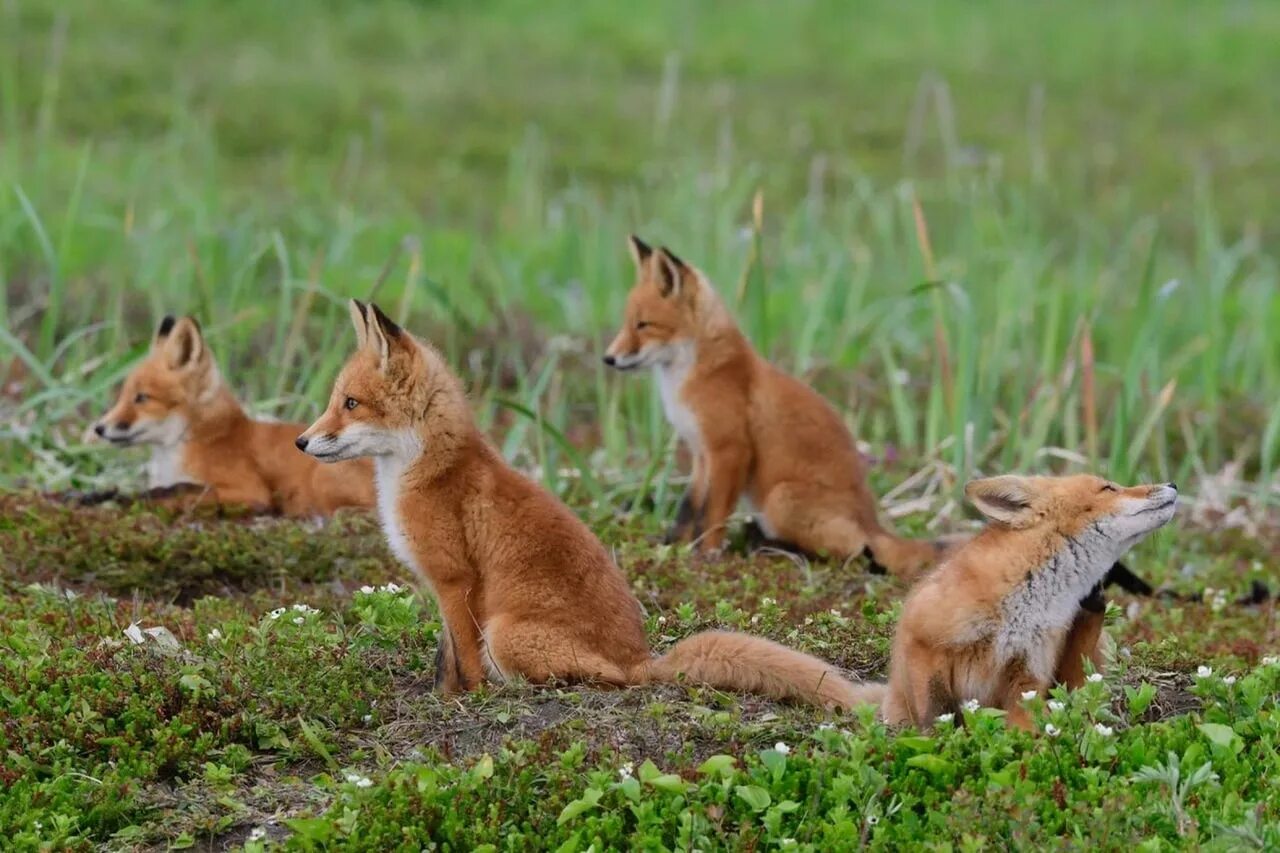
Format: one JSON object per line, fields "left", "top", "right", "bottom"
{"left": 3, "top": 0, "right": 1280, "bottom": 848}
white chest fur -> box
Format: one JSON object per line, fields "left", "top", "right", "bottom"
{"left": 654, "top": 343, "right": 700, "bottom": 455}
{"left": 146, "top": 444, "right": 188, "bottom": 488}
{"left": 374, "top": 455, "right": 421, "bottom": 575}
{"left": 995, "top": 527, "right": 1116, "bottom": 681}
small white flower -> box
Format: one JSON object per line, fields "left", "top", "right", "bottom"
{"left": 619, "top": 762, "right": 634, "bottom": 779}
{"left": 1048, "top": 700, "right": 1065, "bottom": 713}
{"left": 935, "top": 713, "right": 954, "bottom": 723}
{"left": 829, "top": 609, "right": 842, "bottom": 618}
{"left": 1222, "top": 675, "right": 1237, "bottom": 686}
{"left": 962, "top": 699, "right": 981, "bottom": 713}
{"left": 248, "top": 827, "right": 267, "bottom": 842}
{"left": 359, "top": 585, "right": 376, "bottom": 595}
{"left": 292, "top": 616, "right": 304, "bottom": 625}
{"left": 1196, "top": 665, "right": 1213, "bottom": 679}
{"left": 1086, "top": 673, "right": 1104, "bottom": 684}
{"left": 778, "top": 840, "right": 797, "bottom": 849}
{"left": 817, "top": 722, "right": 835, "bottom": 731}
{"left": 207, "top": 628, "right": 223, "bottom": 641}
{"left": 269, "top": 608, "right": 286, "bottom": 620}
{"left": 1262, "top": 656, "right": 1279, "bottom": 667}
{"left": 774, "top": 742, "right": 791, "bottom": 755}
{"left": 866, "top": 814, "right": 880, "bottom": 826}
{"left": 1044, "top": 723, "right": 1061, "bottom": 737}
{"left": 1021, "top": 690, "right": 1038, "bottom": 701}
{"left": 1093, "top": 723, "right": 1114, "bottom": 737}
{"left": 382, "top": 582, "right": 403, "bottom": 594}
{"left": 803, "top": 617, "right": 813, "bottom": 625}
{"left": 292, "top": 603, "right": 319, "bottom": 614}
{"left": 750, "top": 614, "right": 761, "bottom": 624}
{"left": 362, "top": 714, "right": 372, "bottom": 724}
{"left": 657, "top": 616, "right": 667, "bottom": 624}
{"left": 356, "top": 777, "right": 373, "bottom": 788}
{"left": 761, "top": 597, "right": 775, "bottom": 606}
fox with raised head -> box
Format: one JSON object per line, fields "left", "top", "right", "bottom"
{"left": 296, "top": 300, "right": 882, "bottom": 709}
{"left": 91, "top": 316, "right": 375, "bottom": 516}
{"left": 603, "top": 236, "right": 941, "bottom": 578}
{"left": 879, "top": 474, "right": 1177, "bottom": 730}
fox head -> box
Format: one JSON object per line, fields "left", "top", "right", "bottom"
{"left": 296, "top": 300, "right": 469, "bottom": 464}
{"left": 92, "top": 316, "right": 217, "bottom": 448}
{"left": 965, "top": 474, "right": 1178, "bottom": 553}
{"left": 603, "top": 235, "right": 705, "bottom": 371}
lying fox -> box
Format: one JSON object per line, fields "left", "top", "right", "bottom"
{"left": 880, "top": 474, "right": 1177, "bottom": 730}
{"left": 604, "top": 236, "right": 940, "bottom": 578}
{"left": 297, "top": 300, "right": 882, "bottom": 709}
{"left": 91, "top": 316, "right": 374, "bottom": 516}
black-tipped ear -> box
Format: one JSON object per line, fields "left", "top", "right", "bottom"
{"left": 162, "top": 317, "right": 205, "bottom": 370}
{"left": 348, "top": 300, "right": 370, "bottom": 349}
{"left": 156, "top": 315, "right": 177, "bottom": 339}
{"left": 628, "top": 234, "right": 653, "bottom": 268}
{"left": 369, "top": 303, "right": 402, "bottom": 339}
{"left": 655, "top": 247, "right": 687, "bottom": 298}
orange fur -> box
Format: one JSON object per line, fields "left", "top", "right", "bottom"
{"left": 297, "top": 300, "right": 880, "bottom": 710}
{"left": 879, "top": 474, "right": 1177, "bottom": 730}
{"left": 603, "top": 236, "right": 939, "bottom": 578}
{"left": 92, "top": 316, "right": 374, "bottom": 516}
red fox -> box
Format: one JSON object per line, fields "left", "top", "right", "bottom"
{"left": 91, "top": 316, "right": 375, "bottom": 516}
{"left": 879, "top": 474, "right": 1177, "bottom": 730}
{"left": 603, "top": 236, "right": 940, "bottom": 578}
{"left": 296, "top": 300, "right": 882, "bottom": 709}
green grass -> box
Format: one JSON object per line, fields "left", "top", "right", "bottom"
{"left": 3, "top": 0, "right": 1280, "bottom": 848}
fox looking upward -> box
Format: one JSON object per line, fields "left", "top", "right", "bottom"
{"left": 91, "top": 315, "right": 374, "bottom": 516}
{"left": 603, "top": 236, "right": 941, "bottom": 578}
{"left": 295, "top": 300, "right": 884, "bottom": 710}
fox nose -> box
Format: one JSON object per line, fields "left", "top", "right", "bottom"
{"left": 295, "top": 436, "right": 309, "bottom": 452}
{"left": 602, "top": 354, "right": 616, "bottom": 367}
{"left": 93, "top": 423, "right": 106, "bottom": 437}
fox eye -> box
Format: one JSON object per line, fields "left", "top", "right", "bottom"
{"left": 634, "top": 321, "right": 651, "bottom": 331}
{"left": 134, "top": 392, "right": 149, "bottom": 404}
{"left": 344, "top": 397, "right": 359, "bottom": 411}
{"left": 1100, "top": 484, "right": 1118, "bottom": 493}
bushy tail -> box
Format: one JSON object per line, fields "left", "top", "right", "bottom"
{"left": 635, "top": 631, "right": 885, "bottom": 711}
{"left": 866, "top": 530, "right": 961, "bottom": 581}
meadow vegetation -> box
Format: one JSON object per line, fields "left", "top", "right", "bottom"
{"left": 2, "top": 0, "right": 1278, "bottom": 848}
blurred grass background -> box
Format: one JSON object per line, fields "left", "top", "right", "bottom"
{"left": 2, "top": 0, "right": 1278, "bottom": 510}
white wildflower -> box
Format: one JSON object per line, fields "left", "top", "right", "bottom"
{"left": 292, "top": 616, "right": 304, "bottom": 626}
{"left": 657, "top": 616, "right": 667, "bottom": 624}
{"left": 1086, "top": 673, "right": 1104, "bottom": 684}
{"left": 867, "top": 814, "right": 880, "bottom": 826}
{"left": 1262, "top": 656, "right": 1279, "bottom": 667}
{"left": 1093, "top": 723, "right": 1114, "bottom": 737}
{"left": 345, "top": 772, "right": 373, "bottom": 788}
{"left": 804, "top": 617, "right": 813, "bottom": 625}
{"left": 935, "top": 713, "right": 955, "bottom": 723}
{"left": 1020, "top": 690, "right": 1038, "bottom": 701}
{"left": 829, "top": 609, "right": 842, "bottom": 618}
{"left": 382, "top": 582, "right": 403, "bottom": 594}
{"left": 1196, "top": 665, "right": 1213, "bottom": 679}
{"left": 359, "top": 585, "right": 376, "bottom": 595}
{"left": 206, "top": 628, "right": 223, "bottom": 642}
{"left": 619, "top": 762, "right": 634, "bottom": 780}
{"left": 269, "top": 608, "right": 286, "bottom": 620}
{"left": 962, "top": 699, "right": 981, "bottom": 713}
{"left": 817, "top": 722, "right": 835, "bottom": 731}
{"left": 1048, "top": 700, "right": 1065, "bottom": 713}
{"left": 1044, "top": 723, "right": 1061, "bottom": 738}
{"left": 248, "top": 827, "right": 267, "bottom": 842}
{"left": 1222, "top": 675, "right": 1237, "bottom": 686}
{"left": 362, "top": 714, "right": 372, "bottom": 724}
{"left": 761, "top": 597, "right": 775, "bottom": 607}
{"left": 292, "top": 603, "right": 319, "bottom": 614}
{"left": 774, "top": 742, "right": 791, "bottom": 755}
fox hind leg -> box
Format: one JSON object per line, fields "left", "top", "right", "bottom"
{"left": 482, "top": 615, "right": 634, "bottom": 687}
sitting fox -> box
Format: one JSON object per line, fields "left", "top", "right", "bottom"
{"left": 879, "top": 474, "right": 1178, "bottom": 730}
{"left": 603, "top": 236, "right": 940, "bottom": 579}
{"left": 91, "top": 316, "right": 374, "bottom": 516}
{"left": 296, "top": 300, "right": 882, "bottom": 710}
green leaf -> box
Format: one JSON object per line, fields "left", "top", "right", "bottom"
{"left": 285, "top": 817, "right": 334, "bottom": 842}
{"left": 735, "top": 784, "right": 772, "bottom": 812}
{"left": 906, "top": 754, "right": 955, "bottom": 777}
{"left": 637, "top": 759, "right": 662, "bottom": 784}
{"left": 697, "top": 754, "right": 738, "bottom": 777}
{"left": 895, "top": 736, "right": 935, "bottom": 753}
{"left": 556, "top": 787, "right": 604, "bottom": 826}
{"left": 647, "top": 772, "right": 687, "bottom": 793}
{"left": 616, "top": 776, "right": 642, "bottom": 803}
{"left": 1198, "top": 722, "right": 1239, "bottom": 750}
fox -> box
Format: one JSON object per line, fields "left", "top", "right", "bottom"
{"left": 878, "top": 474, "right": 1178, "bottom": 731}
{"left": 603, "top": 236, "right": 942, "bottom": 579}
{"left": 296, "top": 299, "right": 883, "bottom": 710}
{"left": 90, "top": 315, "right": 375, "bottom": 516}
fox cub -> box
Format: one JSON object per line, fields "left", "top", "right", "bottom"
{"left": 604, "top": 236, "right": 940, "bottom": 578}
{"left": 296, "top": 300, "right": 882, "bottom": 710}
{"left": 92, "top": 316, "right": 374, "bottom": 516}
{"left": 880, "top": 474, "right": 1177, "bottom": 730}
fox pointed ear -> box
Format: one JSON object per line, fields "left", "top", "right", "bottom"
{"left": 655, "top": 247, "right": 688, "bottom": 298}
{"left": 162, "top": 316, "right": 205, "bottom": 370}
{"left": 965, "top": 476, "right": 1038, "bottom": 528}
{"left": 365, "top": 302, "right": 404, "bottom": 368}
{"left": 627, "top": 234, "right": 653, "bottom": 268}
{"left": 154, "top": 315, "right": 177, "bottom": 343}
{"left": 348, "top": 299, "right": 371, "bottom": 349}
